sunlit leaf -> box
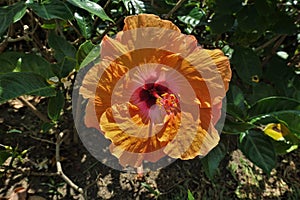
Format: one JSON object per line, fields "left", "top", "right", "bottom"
{"left": 67, "top": 0, "right": 113, "bottom": 22}
{"left": 0, "top": 52, "right": 23, "bottom": 74}
{"left": 0, "top": 2, "right": 26, "bottom": 36}
{"left": 78, "top": 45, "right": 100, "bottom": 70}
{"left": 0, "top": 72, "right": 56, "bottom": 103}
{"left": 76, "top": 40, "right": 96, "bottom": 69}
{"left": 122, "top": 0, "right": 155, "bottom": 14}
{"left": 177, "top": 7, "right": 205, "bottom": 28}
{"left": 187, "top": 189, "right": 195, "bottom": 200}
{"left": 13, "top": 4, "right": 27, "bottom": 23}
{"left": 74, "top": 12, "right": 93, "bottom": 39}
{"left": 239, "top": 130, "right": 276, "bottom": 174}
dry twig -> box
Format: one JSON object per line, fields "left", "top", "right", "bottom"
{"left": 165, "top": 0, "right": 187, "bottom": 19}
{"left": 56, "top": 132, "right": 84, "bottom": 194}
{"left": 18, "top": 96, "right": 50, "bottom": 123}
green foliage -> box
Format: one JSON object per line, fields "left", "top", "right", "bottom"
{"left": 0, "top": 0, "right": 298, "bottom": 187}
{"left": 239, "top": 130, "right": 277, "bottom": 175}
{"left": 47, "top": 90, "right": 65, "bottom": 122}
{"left": 0, "top": 72, "right": 56, "bottom": 103}
{"left": 27, "top": 0, "right": 73, "bottom": 20}
{"left": 201, "top": 141, "right": 227, "bottom": 180}
{"left": 67, "top": 0, "right": 113, "bottom": 22}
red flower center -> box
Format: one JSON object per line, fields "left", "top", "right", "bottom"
{"left": 139, "top": 83, "right": 170, "bottom": 108}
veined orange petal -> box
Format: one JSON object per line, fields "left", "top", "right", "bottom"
{"left": 204, "top": 49, "right": 232, "bottom": 91}
{"left": 123, "top": 14, "right": 180, "bottom": 31}
{"left": 100, "top": 103, "right": 180, "bottom": 167}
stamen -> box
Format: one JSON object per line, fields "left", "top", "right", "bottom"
{"left": 156, "top": 93, "right": 179, "bottom": 114}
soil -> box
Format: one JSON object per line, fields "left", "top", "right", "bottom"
{"left": 0, "top": 97, "right": 299, "bottom": 200}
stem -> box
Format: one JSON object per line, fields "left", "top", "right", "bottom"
{"left": 165, "top": 0, "right": 187, "bottom": 19}
{"left": 254, "top": 35, "right": 281, "bottom": 52}
{"left": 56, "top": 132, "right": 84, "bottom": 194}
{"left": 18, "top": 96, "right": 50, "bottom": 123}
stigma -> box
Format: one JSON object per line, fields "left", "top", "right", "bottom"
{"left": 156, "top": 93, "right": 179, "bottom": 115}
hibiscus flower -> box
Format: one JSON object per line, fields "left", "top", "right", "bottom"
{"left": 78, "top": 14, "right": 231, "bottom": 169}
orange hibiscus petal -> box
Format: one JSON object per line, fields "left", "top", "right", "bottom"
{"left": 204, "top": 49, "right": 232, "bottom": 91}
{"left": 99, "top": 103, "right": 180, "bottom": 167}
{"left": 123, "top": 14, "right": 180, "bottom": 31}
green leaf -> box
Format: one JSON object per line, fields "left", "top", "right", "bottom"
{"left": 0, "top": 2, "right": 27, "bottom": 36}
{"left": 264, "top": 56, "right": 298, "bottom": 96}
{"left": 231, "top": 46, "right": 262, "bottom": 84}
{"left": 20, "top": 54, "right": 55, "bottom": 79}
{"left": 177, "top": 7, "right": 205, "bottom": 27}
{"left": 271, "top": 12, "right": 297, "bottom": 35}
{"left": 61, "top": 57, "right": 76, "bottom": 78}
{"left": 27, "top": 0, "right": 73, "bottom": 20}
{"left": 214, "top": 0, "right": 243, "bottom": 14}
{"left": 201, "top": 142, "right": 227, "bottom": 180}
{"left": 41, "top": 122, "right": 55, "bottom": 133}
{"left": 249, "top": 97, "right": 300, "bottom": 117}
{"left": 48, "top": 32, "right": 76, "bottom": 62}
{"left": 13, "top": 5, "right": 27, "bottom": 23}
{"left": 141, "top": 182, "right": 160, "bottom": 196}
{"left": 122, "top": 0, "right": 155, "bottom": 14}
{"left": 74, "top": 12, "right": 93, "bottom": 39}
{"left": 223, "top": 120, "right": 255, "bottom": 135}
{"left": 0, "top": 151, "right": 11, "bottom": 166}
{"left": 254, "top": 0, "right": 276, "bottom": 16}
{"left": 272, "top": 140, "right": 298, "bottom": 155}
{"left": 67, "top": 0, "right": 113, "bottom": 22}
{"left": 78, "top": 45, "right": 100, "bottom": 70}
{"left": 239, "top": 130, "right": 276, "bottom": 174}
{"left": 76, "top": 40, "right": 96, "bottom": 68}
{"left": 0, "top": 72, "right": 56, "bottom": 103}
{"left": 187, "top": 189, "right": 195, "bottom": 200}
{"left": 209, "top": 13, "right": 234, "bottom": 34}
{"left": 226, "top": 103, "right": 247, "bottom": 120}
{"left": 275, "top": 111, "right": 300, "bottom": 138}
{"left": 227, "top": 84, "right": 245, "bottom": 107}
{"left": 48, "top": 91, "right": 65, "bottom": 121}
{"left": 0, "top": 52, "right": 23, "bottom": 74}
{"left": 236, "top": 5, "right": 266, "bottom": 33}
{"left": 248, "top": 83, "right": 277, "bottom": 104}
{"left": 0, "top": 53, "right": 55, "bottom": 79}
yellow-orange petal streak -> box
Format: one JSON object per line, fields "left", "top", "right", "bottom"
{"left": 100, "top": 103, "right": 180, "bottom": 167}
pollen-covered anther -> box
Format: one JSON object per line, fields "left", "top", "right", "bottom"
{"left": 156, "top": 93, "right": 179, "bottom": 114}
